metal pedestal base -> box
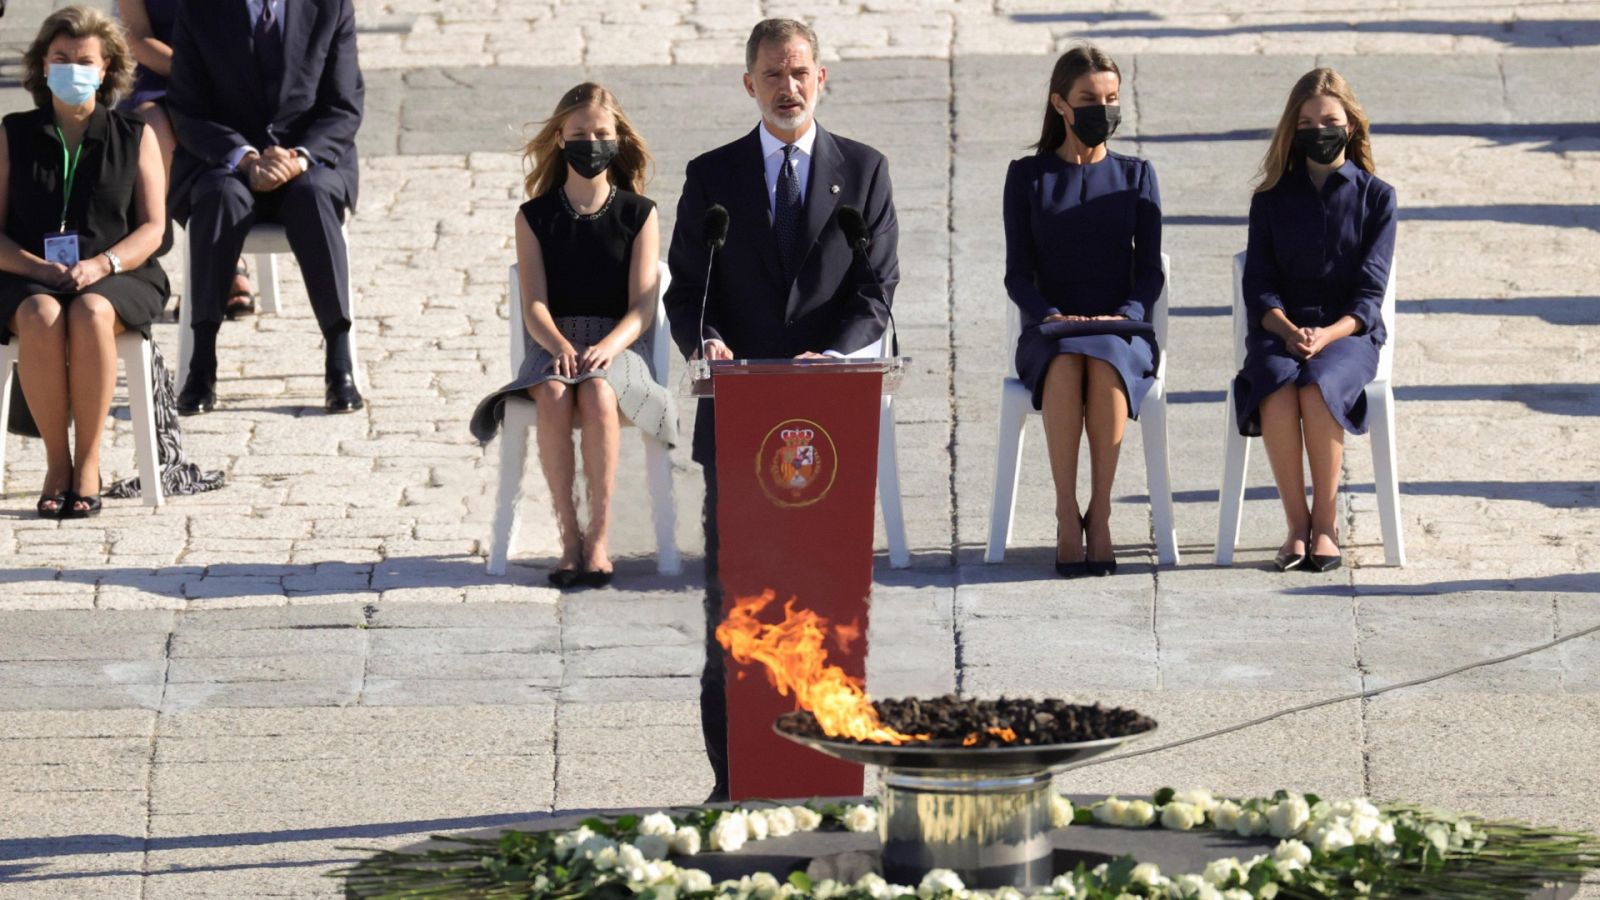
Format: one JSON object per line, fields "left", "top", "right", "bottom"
{"left": 879, "top": 768, "right": 1053, "bottom": 889}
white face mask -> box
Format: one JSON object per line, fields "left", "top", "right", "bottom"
{"left": 47, "top": 63, "right": 102, "bottom": 106}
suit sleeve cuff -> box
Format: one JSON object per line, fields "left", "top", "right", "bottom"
{"left": 295, "top": 147, "right": 318, "bottom": 168}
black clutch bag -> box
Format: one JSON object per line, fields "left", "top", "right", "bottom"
{"left": 1034, "top": 318, "right": 1156, "bottom": 340}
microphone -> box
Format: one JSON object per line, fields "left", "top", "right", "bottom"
{"left": 836, "top": 205, "right": 898, "bottom": 357}
{"left": 698, "top": 204, "right": 729, "bottom": 361}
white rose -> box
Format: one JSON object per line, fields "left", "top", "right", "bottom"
{"left": 1161, "top": 801, "right": 1203, "bottom": 831}
{"left": 677, "top": 869, "right": 714, "bottom": 893}
{"left": 639, "top": 812, "right": 677, "bottom": 837}
{"left": 1273, "top": 839, "right": 1312, "bottom": 870}
{"left": 1130, "top": 862, "right": 1165, "bottom": 886}
{"left": 590, "top": 844, "right": 620, "bottom": 871}
{"left": 579, "top": 834, "right": 617, "bottom": 862}
{"left": 1171, "top": 873, "right": 1222, "bottom": 899}
{"left": 633, "top": 834, "right": 670, "bottom": 861}
{"left": 917, "top": 868, "right": 966, "bottom": 898}
{"left": 617, "top": 844, "right": 648, "bottom": 871}
{"left": 992, "top": 888, "right": 1026, "bottom": 900}
{"left": 1332, "top": 798, "right": 1379, "bottom": 820}
{"left": 709, "top": 812, "right": 748, "bottom": 852}
{"left": 670, "top": 825, "right": 702, "bottom": 856}
{"left": 554, "top": 825, "right": 597, "bottom": 855}
{"left": 1174, "top": 789, "right": 1218, "bottom": 814}
{"left": 791, "top": 806, "right": 824, "bottom": 831}
{"left": 1235, "top": 810, "right": 1270, "bottom": 837}
{"left": 1212, "top": 800, "right": 1242, "bottom": 831}
{"left": 1122, "top": 800, "right": 1157, "bottom": 827}
{"left": 843, "top": 804, "right": 878, "bottom": 833}
{"left": 1268, "top": 796, "right": 1311, "bottom": 838}
{"left": 765, "top": 806, "right": 798, "bottom": 837}
{"left": 747, "top": 871, "right": 782, "bottom": 898}
{"left": 1348, "top": 813, "right": 1385, "bottom": 845}
{"left": 1374, "top": 819, "right": 1397, "bottom": 845}
{"left": 743, "top": 809, "right": 770, "bottom": 840}
{"left": 1047, "top": 873, "right": 1086, "bottom": 899}
{"left": 1222, "top": 891, "right": 1253, "bottom": 900}
{"left": 1201, "top": 857, "right": 1244, "bottom": 887}
{"left": 1094, "top": 798, "right": 1127, "bottom": 826}
{"left": 1051, "top": 794, "right": 1076, "bottom": 828}
{"left": 1315, "top": 823, "right": 1355, "bottom": 854}
{"left": 855, "top": 873, "right": 894, "bottom": 899}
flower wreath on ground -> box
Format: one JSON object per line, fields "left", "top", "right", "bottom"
{"left": 339, "top": 788, "right": 1600, "bottom": 898}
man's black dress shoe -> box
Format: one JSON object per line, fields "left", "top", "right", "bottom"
{"left": 324, "top": 373, "right": 365, "bottom": 413}
{"left": 176, "top": 375, "right": 216, "bottom": 415}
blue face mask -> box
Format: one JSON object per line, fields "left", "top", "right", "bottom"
{"left": 47, "top": 63, "right": 102, "bottom": 106}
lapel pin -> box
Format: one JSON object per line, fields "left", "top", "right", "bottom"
{"left": 830, "top": 184, "right": 840, "bottom": 194}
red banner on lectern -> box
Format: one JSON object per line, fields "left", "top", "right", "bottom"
{"left": 713, "top": 365, "right": 884, "bottom": 800}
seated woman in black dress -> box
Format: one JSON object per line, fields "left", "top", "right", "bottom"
{"left": 0, "top": 7, "right": 169, "bottom": 518}
{"left": 470, "top": 83, "right": 677, "bottom": 589}
{"left": 1234, "top": 68, "right": 1396, "bottom": 572}
{"left": 1003, "top": 45, "right": 1163, "bottom": 577}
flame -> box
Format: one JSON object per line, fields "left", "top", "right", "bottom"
{"left": 715, "top": 591, "right": 924, "bottom": 745}
{"left": 961, "top": 727, "right": 1018, "bottom": 747}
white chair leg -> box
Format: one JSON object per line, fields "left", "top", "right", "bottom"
{"left": 119, "top": 334, "right": 163, "bottom": 508}
{"left": 985, "top": 380, "right": 1030, "bottom": 563}
{"left": 487, "top": 398, "right": 533, "bottom": 576}
{"left": 643, "top": 433, "right": 681, "bottom": 576}
{"left": 1367, "top": 382, "right": 1406, "bottom": 567}
{"left": 179, "top": 240, "right": 196, "bottom": 387}
{"left": 256, "top": 252, "right": 282, "bottom": 315}
{"left": 1214, "top": 385, "right": 1251, "bottom": 566}
{"left": 1140, "top": 382, "right": 1180, "bottom": 566}
{"left": 878, "top": 395, "right": 909, "bottom": 569}
{"left": 0, "top": 350, "right": 14, "bottom": 494}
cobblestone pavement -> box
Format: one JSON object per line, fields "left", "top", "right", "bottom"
{"left": 2, "top": 0, "right": 1599, "bottom": 896}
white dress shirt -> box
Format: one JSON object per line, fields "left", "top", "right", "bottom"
{"left": 758, "top": 120, "right": 816, "bottom": 218}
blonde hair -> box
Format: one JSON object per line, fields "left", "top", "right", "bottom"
{"left": 1254, "top": 68, "right": 1375, "bottom": 193}
{"left": 521, "top": 83, "right": 652, "bottom": 199}
{"left": 23, "top": 5, "right": 134, "bottom": 109}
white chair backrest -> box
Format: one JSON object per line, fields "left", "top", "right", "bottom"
{"left": 1231, "top": 250, "right": 1396, "bottom": 381}
{"left": 508, "top": 260, "right": 672, "bottom": 387}
{"left": 1005, "top": 252, "right": 1171, "bottom": 382}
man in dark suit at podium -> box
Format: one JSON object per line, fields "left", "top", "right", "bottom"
{"left": 663, "top": 17, "right": 899, "bottom": 801}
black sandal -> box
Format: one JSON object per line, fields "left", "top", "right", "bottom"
{"left": 36, "top": 492, "right": 68, "bottom": 519}
{"left": 225, "top": 261, "right": 257, "bottom": 319}
{"left": 577, "top": 568, "right": 614, "bottom": 588}
{"left": 62, "top": 476, "right": 103, "bottom": 520}
{"left": 547, "top": 568, "right": 581, "bottom": 589}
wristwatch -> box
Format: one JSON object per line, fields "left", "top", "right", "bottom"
{"left": 103, "top": 250, "right": 122, "bottom": 274}
{"left": 295, "top": 147, "right": 313, "bottom": 172}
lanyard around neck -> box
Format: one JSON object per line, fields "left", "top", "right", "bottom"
{"left": 54, "top": 126, "right": 85, "bottom": 233}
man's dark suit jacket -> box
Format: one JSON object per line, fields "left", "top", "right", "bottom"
{"left": 664, "top": 123, "right": 899, "bottom": 464}
{"left": 165, "top": 0, "right": 363, "bottom": 222}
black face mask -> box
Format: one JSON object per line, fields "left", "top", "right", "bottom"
{"left": 563, "top": 139, "right": 619, "bottom": 179}
{"left": 1068, "top": 104, "right": 1121, "bottom": 148}
{"left": 1294, "top": 126, "right": 1349, "bottom": 165}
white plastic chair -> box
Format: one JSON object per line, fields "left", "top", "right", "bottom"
{"left": 1214, "top": 251, "right": 1404, "bottom": 566}
{"left": 178, "top": 221, "right": 363, "bottom": 391}
{"left": 985, "top": 253, "right": 1178, "bottom": 565}
{"left": 1, "top": 330, "right": 164, "bottom": 507}
{"left": 487, "top": 261, "right": 680, "bottom": 576}
{"left": 835, "top": 336, "right": 910, "bottom": 570}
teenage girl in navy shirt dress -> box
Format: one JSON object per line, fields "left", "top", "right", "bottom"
{"left": 1003, "top": 45, "right": 1163, "bottom": 578}
{"left": 1233, "top": 68, "right": 1397, "bottom": 573}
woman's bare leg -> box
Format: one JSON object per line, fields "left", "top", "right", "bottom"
{"left": 575, "top": 378, "right": 621, "bottom": 575}
{"left": 1083, "top": 357, "right": 1129, "bottom": 563}
{"left": 1040, "top": 354, "right": 1087, "bottom": 562}
{"left": 11, "top": 296, "right": 71, "bottom": 511}
{"left": 65, "top": 294, "right": 121, "bottom": 505}
{"left": 531, "top": 382, "right": 581, "bottom": 570}
{"left": 1259, "top": 383, "right": 1310, "bottom": 557}
{"left": 1299, "top": 384, "right": 1346, "bottom": 558}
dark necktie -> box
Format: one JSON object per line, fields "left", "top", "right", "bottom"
{"left": 773, "top": 144, "right": 803, "bottom": 282}
{"left": 253, "top": 0, "right": 285, "bottom": 108}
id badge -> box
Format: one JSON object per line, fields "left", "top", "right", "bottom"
{"left": 43, "top": 231, "right": 80, "bottom": 267}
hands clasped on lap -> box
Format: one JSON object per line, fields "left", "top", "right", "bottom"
{"left": 33, "top": 255, "right": 113, "bottom": 292}
{"left": 241, "top": 145, "right": 304, "bottom": 194}
{"left": 547, "top": 338, "right": 622, "bottom": 378}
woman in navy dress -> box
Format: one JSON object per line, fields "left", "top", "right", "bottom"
{"left": 1003, "top": 45, "right": 1163, "bottom": 577}
{"left": 1233, "top": 68, "right": 1396, "bottom": 573}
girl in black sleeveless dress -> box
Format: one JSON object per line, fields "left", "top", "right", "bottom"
{"left": 0, "top": 9, "right": 169, "bottom": 517}
{"left": 470, "top": 83, "right": 676, "bottom": 588}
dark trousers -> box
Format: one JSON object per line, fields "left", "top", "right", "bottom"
{"left": 699, "top": 460, "right": 729, "bottom": 794}
{"left": 186, "top": 165, "right": 351, "bottom": 335}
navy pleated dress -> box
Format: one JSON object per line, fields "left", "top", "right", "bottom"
{"left": 1233, "top": 160, "right": 1397, "bottom": 436}
{"left": 1003, "top": 151, "right": 1163, "bottom": 418}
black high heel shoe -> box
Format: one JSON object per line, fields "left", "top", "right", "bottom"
{"left": 1308, "top": 532, "right": 1342, "bottom": 572}
{"left": 1274, "top": 532, "right": 1310, "bottom": 572}
{"left": 1054, "top": 520, "right": 1087, "bottom": 578}
{"left": 36, "top": 467, "right": 72, "bottom": 519}
{"left": 1084, "top": 514, "right": 1117, "bottom": 577}
{"left": 62, "top": 474, "right": 102, "bottom": 520}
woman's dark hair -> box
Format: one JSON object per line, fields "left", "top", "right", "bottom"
{"left": 1033, "top": 43, "right": 1121, "bottom": 154}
